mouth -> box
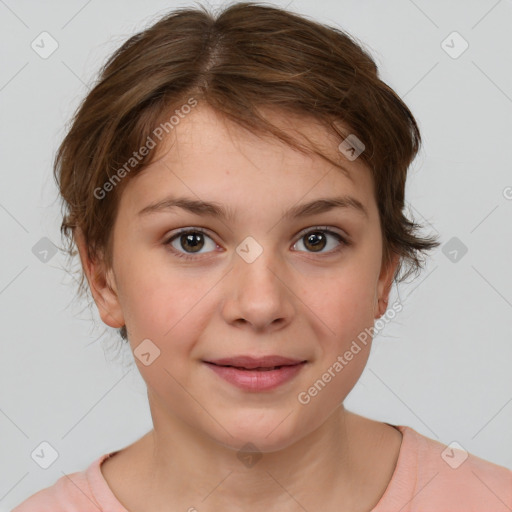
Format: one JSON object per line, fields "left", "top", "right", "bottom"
{"left": 205, "top": 363, "right": 301, "bottom": 371}
{"left": 202, "top": 356, "right": 308, "bottom": 391}
{"left": 203, "top": 355, "right": 307, "bottom": 370}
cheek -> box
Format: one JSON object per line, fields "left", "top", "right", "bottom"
{"left": 301, "top": 277, "right": 376, "bottom": 409}
{"left": 305, "top": 265, "right": 378, "bottom": 345}
{"left": 121, "top": 270, "right": 212, "bottom": 397}
{"left": 118, "top": 259, "right": 215, "bottom": 349}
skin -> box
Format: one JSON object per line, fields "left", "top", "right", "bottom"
{"left": 76, "top": 103, "right": 402, "bottom": 512}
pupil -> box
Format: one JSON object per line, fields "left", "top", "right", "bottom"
{"left": 182, "top": 233, "right": 203, "bottom": 253}
{"left": 305, "top": 232, "right": 326, "bottom": 252}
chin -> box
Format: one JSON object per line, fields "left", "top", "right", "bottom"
{"left": 207, "top": 411, "right": 305, "bottom": 454}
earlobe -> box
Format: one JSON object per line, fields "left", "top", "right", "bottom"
{"left": 74, "top": 228, "right": 125, "bottom": 329}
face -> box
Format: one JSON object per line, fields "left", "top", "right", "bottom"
{"left": 80, "top": 104, "right": 397, "bottom": 453}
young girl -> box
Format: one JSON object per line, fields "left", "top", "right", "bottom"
{"left": 13, "top": 2, "right": 512, "bottom": 510}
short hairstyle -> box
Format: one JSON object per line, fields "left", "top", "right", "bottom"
{"left": 54, "top": 1, "right": 440, "bottom": 341}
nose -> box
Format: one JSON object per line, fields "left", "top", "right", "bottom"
{"left": 221, "top": 247, "right": 295, "bottom": 333}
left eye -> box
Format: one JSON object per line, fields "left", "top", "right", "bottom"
{"left": 292, "top": 228, "right": 347, "bottom": 254}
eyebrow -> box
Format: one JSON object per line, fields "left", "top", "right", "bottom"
{"left": 137, "top": 195, "right": 368, "bottom": 221}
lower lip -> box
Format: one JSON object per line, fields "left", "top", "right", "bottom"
{"left": 203, "top": 362, "right": 306, "bottom": 391}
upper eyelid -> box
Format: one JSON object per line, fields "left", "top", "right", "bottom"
{"left": 295, "top": 225, "right": 347, "bottom": 238}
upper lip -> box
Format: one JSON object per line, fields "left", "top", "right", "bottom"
{"left": 203, "top": 355, "right": 306, "bottom": 369}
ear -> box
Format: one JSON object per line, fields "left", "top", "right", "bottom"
{"left": 75, "top": 227, "right": 125, "bottom": 329}
{"left": 374, "top": 252, "right": 399, "bottom": 319}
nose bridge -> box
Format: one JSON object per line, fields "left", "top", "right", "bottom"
{"left": 235, "top": 234, "right": 284, "bottom": 295}
{"left": 222, "top": 235, "right": 294, "bottom": 329}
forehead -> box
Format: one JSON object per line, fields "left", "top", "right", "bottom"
{"left": 118, "top": 103, "right": 376, "bottom": 221}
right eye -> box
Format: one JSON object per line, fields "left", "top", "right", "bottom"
{"left": 164, "top": 228, "right": 219, "bottom": 260}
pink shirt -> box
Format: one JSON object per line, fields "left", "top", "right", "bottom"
{"left": 12, "top": 425, "right": 512, "bottom": 511}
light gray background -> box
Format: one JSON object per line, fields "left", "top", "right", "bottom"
{"left": 1, "top": 0, "right": 511, "bottom": 509}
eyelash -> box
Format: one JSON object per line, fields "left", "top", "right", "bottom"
{"left": 164, "top": 226, "right": 350, "bottom": 261}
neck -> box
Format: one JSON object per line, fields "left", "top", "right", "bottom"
{"left": 142, "top": 398, "right": 384, "bottom": 512}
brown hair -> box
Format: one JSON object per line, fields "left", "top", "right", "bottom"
{"left": 54, "top": 1, "right": 440, "bottom": 342}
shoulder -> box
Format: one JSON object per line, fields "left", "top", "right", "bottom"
{"left": 11, "top": 471, "right": 95, "bottom": 512}
{"left": 390, "top": 425, "right": 512, "bottom": 510}
{"left": 11, "top": 454, "right": 116, "bottom": 512}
